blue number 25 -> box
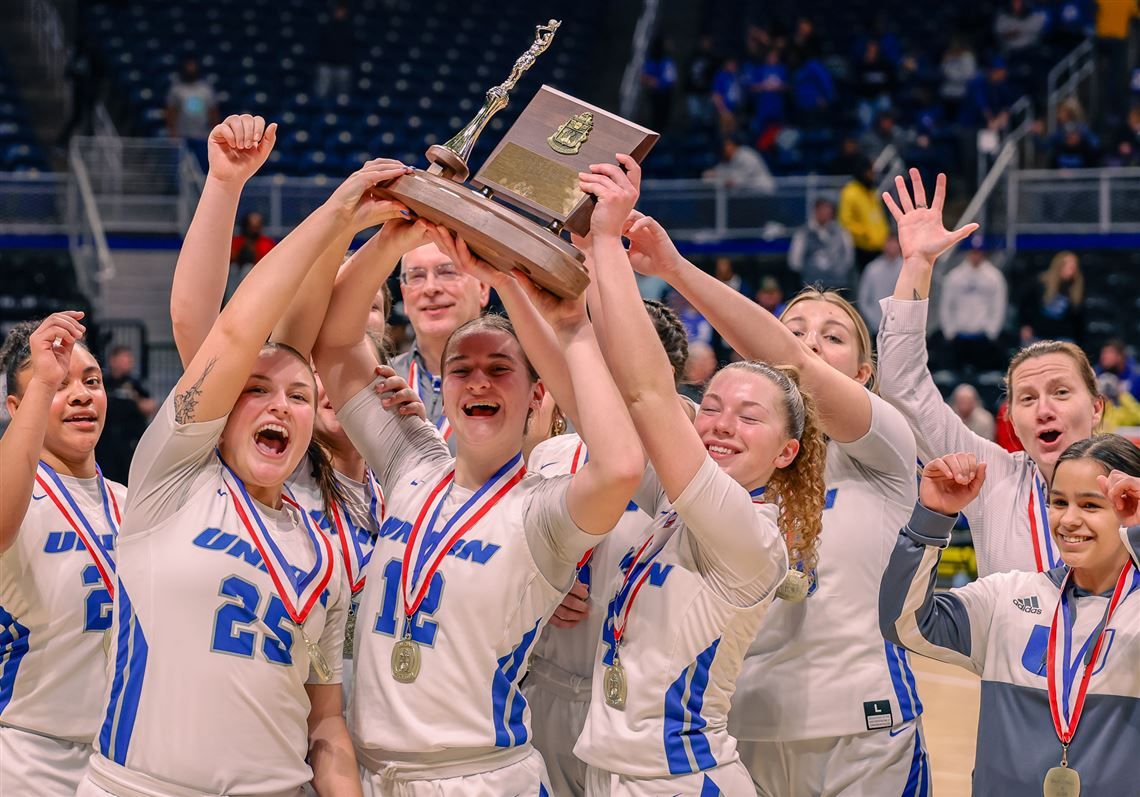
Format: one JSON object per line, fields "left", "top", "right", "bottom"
{"left": 211, "top": 575, "right": 294, "bottom": 665}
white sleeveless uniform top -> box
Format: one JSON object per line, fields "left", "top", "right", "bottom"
{"left": 527, "top": 433, "right": 649, "bottom": 680}
{"left": 336, "top": 377, "right": 596, "bottom": 769}
{"left": 0, "top": 467, "right": 125, "bottom": 742}
{"left": 731, "top": 391, "right": 922, "bottom": 741}
{"left": 93, "top": 396, "right": 348, "bottom": 795}
{"left": 878, "top": 297, "right": 1057, "bottom": 576}
{"left": 575, "top": 456, "right": 788, "bottom": 778}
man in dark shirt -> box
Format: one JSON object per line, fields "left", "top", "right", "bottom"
{"left": 95, "top": 346, "right": 155, "bottom": 482}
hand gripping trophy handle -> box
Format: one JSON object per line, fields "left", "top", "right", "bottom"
{"left": 425, "top": 19, "right": 560, "bottom": 182}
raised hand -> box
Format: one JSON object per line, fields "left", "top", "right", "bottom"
{"left": 424, "top": 223, "right": 509, "bottom": 291}
{"left": 919, "top": 453, "right": 987, "bottom": 517}
{"left": 579, "top": 153, "right": 641, "bottom": 239}
{"left": 371, "top": 365, "right": 427, "bottom": 420}
{"left": 28, "top": 311, "right": 86, "bottom": 388}
{"left": 325, "top": 159, "right": 413, "bottom": 231}
{"left": 549, "top": 579, "right": 589, "bottom": 628}
{"left": 207, "top": 114, "right": 278, "bottom": 184}
{"left": 883, "top": 169, "right": 979, "bottom": 269}
{"left": 1099, "top": 470, "right": 1140, "bottom": 527}
{"left": 623, "top": 210, "right": 683, "bottom": 278}
{"left": 374, "top": 215, "right": 432, "bottom": 258}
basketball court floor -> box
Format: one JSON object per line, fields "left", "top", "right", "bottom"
{"left": 912, "top": 656, "right": 981, "bottom": 797}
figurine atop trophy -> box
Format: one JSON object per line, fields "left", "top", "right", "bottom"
{"left": 374, "top": 19, "right": 658, "bottom": 298}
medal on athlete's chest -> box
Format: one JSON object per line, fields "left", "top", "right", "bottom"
{"left": 603, "top": 657, "right": 628, "bottom": 709}
{"left": 391, "top": 455, "right": 526, "bottom": 684}
{"left": 602, "top": 534, "right": 663, "bottom": 711}
{"left": 1043, "top": 758, "right": 1080, "bottom": 797}
{"left": 775, "top": 568, "right": 810, "bottom": 602}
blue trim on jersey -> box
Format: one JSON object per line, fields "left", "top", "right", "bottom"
{"left": 99, "top": 584, "right": 148, "bottom": 764}
{"left": 700, "top": 774, "right": 722, "bottom": 796}
{"left": 491, "top": 619, "right": 541, "bottom": 748}
{"left": 885, "top": 641, "right": 923, "bottom": 722}
{"left": 663, "top": 637, "right": 720, "bottom": 775}
{"left": 539, "top": 785, "right": 550, "bottom": 797}
{"left": 0, "top": 606, "right": 30, "bottom": 716}
{"left": 901, "top": 723, "right": 930, "bottom": 797}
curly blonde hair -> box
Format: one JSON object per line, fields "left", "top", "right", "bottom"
{"left": 720, "top": 361, "right": 827, "bottom": 575}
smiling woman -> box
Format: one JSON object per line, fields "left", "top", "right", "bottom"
{"left": 0, "top": 312, "right": 128, "bottom": 797}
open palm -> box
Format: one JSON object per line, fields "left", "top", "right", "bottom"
{"left": 884, "top": 169, "right": 978, "bottom": 267}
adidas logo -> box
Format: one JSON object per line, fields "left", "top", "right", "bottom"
{"left": 1014, "top": 596, "right": 1043, "bottom": 614}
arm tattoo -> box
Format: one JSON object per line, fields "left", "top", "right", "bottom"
{"left": 174, "top": 357, "right": 217, "bottom": 424}
{"left": 913, "top": 289, "right": 922, "bottom": 301}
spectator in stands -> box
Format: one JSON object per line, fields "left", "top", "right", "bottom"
{"left": 940, "top": 36, "right": 978, "bottom": 122}
{"left": 703, "top": 134, "right": 776, "bottom": 191}
{"left": 315, "top": 1, "right": 355, "bottom": 100}
{"left": 712, "top": 57, "right": 744, "bottom": 133}
{"left": 56, "top": 33, "right": 102, "bottom": 146}
{"left": 1108, "top": 105, "right": 1140, "bottom": 166}
{"left": 791, "top": 17, "right": 820, "bottom": 59}
{"left": 95, "top": 345, "right": 154, "bottom": 482}
{"left": 714, "top": 256, "right": 745, "bottom": 294}
{"left": 754, "top": 275, "right": 786, "bottom": 317}
{"left": 789, "top": 47, "right": 836, "bottom": 126}
{"left": 995, "top": 0, "right": 1048, "bottom": 54}
{"left": 832, "top": 135, "right": 864, "bottom": 176}
{"left": 166, "top": 58, "right": 219, "bottom": 171}
{"left": 1096, "top": 372, "right": 1140, "bottom": 432}
{"left": 857, "top": 234, "right": 903, "bottom": 330}
{"left": 745, "top": 47, "right": 789, "bottom": 132}
{"left": 965, "top": 59, "right": 1018, "bottom": 130}
{"left": 1049, "top": 121, "right": 1102, "bottom": 168}
{"left": 860, "top": 110, "right": 911, "bottom": 160}
{"left": 939, "top": 236, "right": 1007, "bottom": 371}
{"left": 951, "top": 382, "right": 996, "bottom": 440}
{"left": 789, "top": 197, "right": 856, "bottom": 291}
{"left": 684, "top": 35, "right": 718, "bottom": 129}
{"left": 854, "top": 38, "right": 895, "bottom": 128}
{"left": 1019, "top": 250, "right": 1086, "bottom": 345}
{"left": 230, "top": 211, "right": 275, "bottom": 267}
{"left": 838, "top": 157, "right": 889, "bottom": 270}
{"left": 1050, "top": 0, "right": 1095, "bottom": 52}
{"left": 668, "top": 288, "right": 714, "bottom": 346}
{"left": 641, "top": 36, "right": 678, "bottom": 132}
{"left": 679, "top": 341, "right": 718, "bottom": 402}
{"left": 1097, "top": 338, "right": 1140, "bottom": 400}
{"left": 1094, "top": 0, "right": 1139, "bottom": 130}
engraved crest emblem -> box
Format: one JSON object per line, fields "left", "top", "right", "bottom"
{"left": 548, "top": 111, "right": 594, "bottom": 155}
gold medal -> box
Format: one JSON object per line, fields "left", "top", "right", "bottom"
{"left": 303, "top": 629, "right": 333, "bottom": 683}
{"left": 603, "top": 660, "right": 628, "bottom": 710}
{"left": 1043, "top": 764, "right": 1080, "bottom": 797}
{"left": 776, "top": 569, "right": 810, "bottom": 602}
{"left": 392, "top": 637, "right": 421, "bottom": 683}
{"left": 343, "top": 602, "right": 358, "bottom": 659}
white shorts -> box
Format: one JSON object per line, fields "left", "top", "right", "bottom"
{"left": 360, "top": 747, "right": 552, "bottom": 797}
{"left": 585, "top": 762, "right": 754, "bottom": 796}
{"left": 0, "top": 724, "right": 93, "bottom": 797}
{"left": 739, "top": 719, "right": 930, "bottom": 797}
{"left": 76, "top": 753, "right": 305, "bottom": 797}
{"left": 523, "top": 657, "right": 592, "bottom": 797}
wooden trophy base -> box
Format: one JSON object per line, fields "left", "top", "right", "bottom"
{"left": 374, "top": 170, "right": 589, "bottom": 299}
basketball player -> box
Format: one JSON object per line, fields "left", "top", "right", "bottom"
{"left": 881, "top": 436, "right": 1140, "bottom": 795}
{"left": 574, "top": 155, "right": 828, "bottom": 796}
{"left": 621, "top": 209, "right": 930, "bottom": 794}
{"left": 878, "top": 170, "right": 1104, "bottom": 576}
{"left": 0, "top": 313, "right": 125, "bottom": 796}
{"left": 311, "top": 189, "right": 644, "bottom": 792}
{"left": 75, "top": 161, "right": 408, "bottom": 796}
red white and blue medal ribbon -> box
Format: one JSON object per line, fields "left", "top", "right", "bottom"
{"left": 328, "top": 496, "right": 370, "bottom": 594}
{"left": 400, "top": 452, "right": 526, "bottom": 622}
{"left": 1046, "top": 562, "right": 1137, "bottom": 750}
{"left": 1029, "top": 471, "right": 1062, "bottom": 572}
{"left": 219, "top": 457, "right": 335, "bottom": 625}
{"left": 608, "top": 535, "right": 659, "bottom": 649}
{"left": 35, "top": 461, "right": 120, "bottom": 596}
{"left": 569, "top": 441, "right": 594, "bottom": 570}
{"left": 408, "top": 358, "right": 452, "bottom": 442}
{"left": 367, "top": 467, "right": 386, "bottom": 525}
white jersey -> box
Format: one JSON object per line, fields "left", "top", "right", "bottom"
{"left": 93, "top": 396, "right": 348, "bottom": 795}
{"left": 882, "top": 509, "right": 1140, "bottom": 796}
{"left": 527, "top": 433, "right": 649, "bottom": 680}
{"left": 575, "top": 456, "right": 788, "bottom": 779}
{"left": 732, "top": 392, "right": 922, "bottom": 741}
{"left": 0, "top": 467, "right": 125, "bottom": 742}
{"left": 336, "top": 378, "right": 596, "bottom": 770}
{"left": 878, "top": 297, "right": 1055, "bottom": 576}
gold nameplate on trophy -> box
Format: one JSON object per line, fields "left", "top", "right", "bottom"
{"left": 372, "top": 20, "right": 658, "bottom": 298}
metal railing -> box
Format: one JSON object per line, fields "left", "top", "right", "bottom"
{"left": 1047, "top": 38, "right": 1096, "bottom": 134}
{"left": 1008, "top": 168, "right": 1140, "bottom": 235}
{"left": 619, "top": 0, "right": 659, "bottom": 119}
{"left": 23, "top": 0, "right": 67, "bottom": 84}
{"left": 70, "top": 137, "right": 187, "bottom": 233}
{"left": 67, "top": 141, "right": 115, "bottom": 297}
{"left": 0, "top": 172, "right": 69, "bottom": 233}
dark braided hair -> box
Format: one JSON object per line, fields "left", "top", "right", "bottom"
{"left": 1, "top": 319, "right": 92, "bottom": 398}
{"left": 643, "top": 299, "right": 688, "bottom": 387}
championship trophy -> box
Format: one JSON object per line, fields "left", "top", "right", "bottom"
{"left": 375, "top": 20, "right": 658, "bottom": 298}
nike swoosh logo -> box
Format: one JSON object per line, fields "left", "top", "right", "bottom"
{"left": 32, "top": 493, "right": 47, "bottom": 501}
{"left": 410, "top": 480, "right": 421, "bottom": 486}
{"left": 216, "top": 489, "right": 228, "bottom": 497}
{"left": 888, "top": 724, "right": 911, "bottom": 737}
{"left": 539, "top": 463, "right": 557, "bottom": 470}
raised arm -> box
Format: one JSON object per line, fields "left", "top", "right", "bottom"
{"left": 171, "top": 161, "right": 409, "bottom": 426}
{"left": 312, "top": 217, "right": 430, "bottom": 411}
{"left": 171, "top": 115, "right": 277, "bottom": 367}
{"left": 0, "top": 312, "right": 86, "bottom": 552}
{"left": 621, "top": 210, "right": 873, "bottom": 443}
{"left": 584, "top": 156, "right": 706, "bottom": 502}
